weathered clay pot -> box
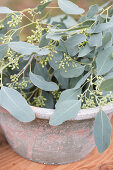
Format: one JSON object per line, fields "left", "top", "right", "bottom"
{"left": 0, "top": 103, "right": 113, "bottom": 165}
{"left": 0, "top": 125, "right": 4, "bottom": 145}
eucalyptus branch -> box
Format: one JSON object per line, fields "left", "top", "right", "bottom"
{"left": 27, "top": 88, "right": 39, "bottom": 102}
{"left": 99, "top": 4, "right": 113, "bottom": 15}
{"left": 46, "top": 7, "right": 60, "bottom": 9}
{"left": 0, "top": 62, "right": 12, "bottom": 72}
{"left": 17, "top": 54, "right": 34, "bottom": 77}
{"left": 22, "top": 13, "right": 33, "bottom": 23}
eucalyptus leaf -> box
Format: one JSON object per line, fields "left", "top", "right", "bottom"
{"left": 0, "top": 44, "right": 8, "bottom": 59}
{"left": 78, "top": 44, "right": 93, "bottom": 57}
{"left": 0, "top": 18, "right": 8, "bottom": 35}
{"left": 57, "top": 40, "right": 67, "bottom": 53}
{"left": 46, "top": 32, "right": 63, "bottom": 41}
{"left": 97, "top": 15, "right": 106, "bottom": 24}
{"left": 104, "top": 71, "right": 113, "bottom": 80}
{"left": 49, "top": 99, "right": 81, "bottom": 126}
{"left": 58, "top": 0, "right": 85, "bottom": 15}
{"left": 0, "top": 86, "right": 35, "bottom": 122}
{"left": 45, "top": 14, "right": 77, "bottom": 28}
{"left": 11, "top": 31, "right": 19, "bottom": 42}
{"left": 96, "top": 47, "right": 113, "bottom": 75}
{"left": 49, "top": 28, "right": 67, "bottom": 33}
{"left": 55, "top": 88, "right": 81, "bottom": 108}
{"left": 110, "top": 28, "right": 113, "bottom": 43}
{"left": 49, "top": 52, "right": 63, "bottom": 70}
{"left": 42, "top": 91, "right": 54, "bottom": 109}
{"left": 9, "top": 41, "right": 40, "bottom": 55}
{"left": 99, "top": 1, "right": 110, "bottom": 11}
{"left": 29, "top": 72, "right": 59, "bottom": 91}
{"left": 65, "top": 34, "right": 87, "bottom": 49}
{"left": 54, "top": 70, "right": 69, "bottom": 89}
{"left": 88, "top": 33, "right": 102, "bottom": 47}
{"left": 37, "top": 48, "right": 50, "bottom": 56}
{"left": 34, "top": 62, "right": 49, "bottom": 81}
{"left": 67, "top": 46, "right": 79, "bottom": 56}
{"left": 87, "top": 5, "right": 98, "bottom": 19}
{"left": 0, "top": 7, "right": 13, "bottom": 14}
{"left": 79, "top": 14, "right": 87, "bottom": 23}
{"left": 94, "top": 110, "right": 112, "bottom": 153}
{"left": 99, "top": 78, "right": 113, "bottom": 91}
{"left": 9, "top": 41, "right": 50, "bottom": 56}
{"left": 0, "top": 34, "right": 4, "bottom": 42}
{"left": 74, "top": 70, "right": 91, "bottom": 89}
{"left": 69, "top": 76, "right": 82, "bottom": 88}
{"left": 93, "top": 22, "right": 113, "bottom": 33}
{"left": 37, "top": 1, "right": 52, "bottom": 14}
{"left": 79, "top": 4, "right": 98, "bottom": 22}
{"left": 39, "top": 34, "right": 50, "bottom": 48}
{"left": 102, "top": 32, "right": 112, "bottom": 49}
{"left": 60, "top": 63, "right": 85, "bottom": 78}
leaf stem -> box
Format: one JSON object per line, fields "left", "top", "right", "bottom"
{"left": 46, "top": 7, "right": 60, "bottom": 9}
{"left": 17, "top": 54, "right": 34, "bottom": 77}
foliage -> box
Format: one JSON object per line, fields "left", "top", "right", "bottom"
{"left": 0, "top": 0, "right": 113, "bottom": 153}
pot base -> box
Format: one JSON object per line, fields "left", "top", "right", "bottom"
{"left": 0, "top": 107, "right": 95, "bottom": 165}
{"left": 11, "top": 146, "right": 95, "bottom": 165}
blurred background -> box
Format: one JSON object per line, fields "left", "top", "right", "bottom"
{"left": 0, "top": 0, "right": 110, "bottom": 40}
{"left": 0, "top": 0, "right": 110, "bottom": 12}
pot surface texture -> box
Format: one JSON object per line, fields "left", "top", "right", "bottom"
{"left": 0, "top": 106, "right": 112, "bottom": 164}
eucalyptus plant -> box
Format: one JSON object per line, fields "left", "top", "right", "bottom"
{"left": 0, "top": 0, "right": 113, "bottom": 153}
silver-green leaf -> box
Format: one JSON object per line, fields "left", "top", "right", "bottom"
{"left": 99, "top": 78, "right": 113, "bottom": 91}
{"left": 102, "top": 32, "right": 112, "bottom": 49}
{"left": 54, "top": 70, "right": 69, "bottom": 89}
{"left": 93, "top": 22, "right": 113, "bottom": 33}
{"left": 58, "top": 0, "right": 85, "bottom": 15}
{"left": 65, "top": 34, "right": 87, "bottom": 49}
{"left": 88, "top": 33, "right": 102, "bottom": 47}
{"left": 94, "top": 110, "right": 112, "bottom": 153}
{"left": 0, "top": 44, "right": 8, "bottom": 59}
{"left": 49, "top": 52, "right": 63, "bottom": 70}
{"left": 42, "top": 91, "right": 54, "bottom": 109}
{"left": 87, "top": 5, "right": 98, "bottom": 19}
{"left": 96, "top": 47, "right": 113, "bottom": 75}
{"left": 49, "top": 99, "right": 81, "bottom": 126}
{"left": 78, "top": 44, "right": 93, "bottom": 57}
{"left": 39, "top": 34, "right": 50, "bottom": 48}
{"left": 0, "top": 86, "right": 35, "bottom": 122}
{"left": 46, "top": 33, "right": 63, "bottom": 41}
{"left": 9, "top": 41, "right": 40, "bottom": 55}
{"left": 74, "top": 70, "right": 91, "bottom": 89}
{"left": 60, "top": 64, "right": 85, "bottom": 78}
{"left": 9, "top": 41, "right": 50, "bottom": 56}
{"left": 34, "top": 62, "right": 49, "bottom": 81}
{"left": 37, "top": 1, "right": 52, "bottom": 14}
{"left": 0, "top": 7, "right": 13, "bottom": 14}
{"left": 29, "top": 72, "right": 59, "bottom": 91}
{"left": 55, "top": 88, "right": 81, "bottom": 108}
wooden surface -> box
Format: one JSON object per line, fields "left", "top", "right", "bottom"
{"left": 1, "top": 118, "right": 113, "bottom": 170}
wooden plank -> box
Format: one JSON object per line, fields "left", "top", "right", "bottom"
{"left": 0, "top": 117, "right": 113, "bottom": 170}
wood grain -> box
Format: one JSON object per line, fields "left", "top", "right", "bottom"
{"left": 0, "top": 117, "right": 113, "bottom": 170}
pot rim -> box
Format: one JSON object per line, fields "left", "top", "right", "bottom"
{"left": 31, "top": 102, "right": 113, "bottom": 121}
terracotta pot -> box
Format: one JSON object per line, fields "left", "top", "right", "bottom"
{"left": 0, "top": 103, "right": 113, "bottom": 165}
{"left": 0, "top": 125, "right": 3, "bottom": 144}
